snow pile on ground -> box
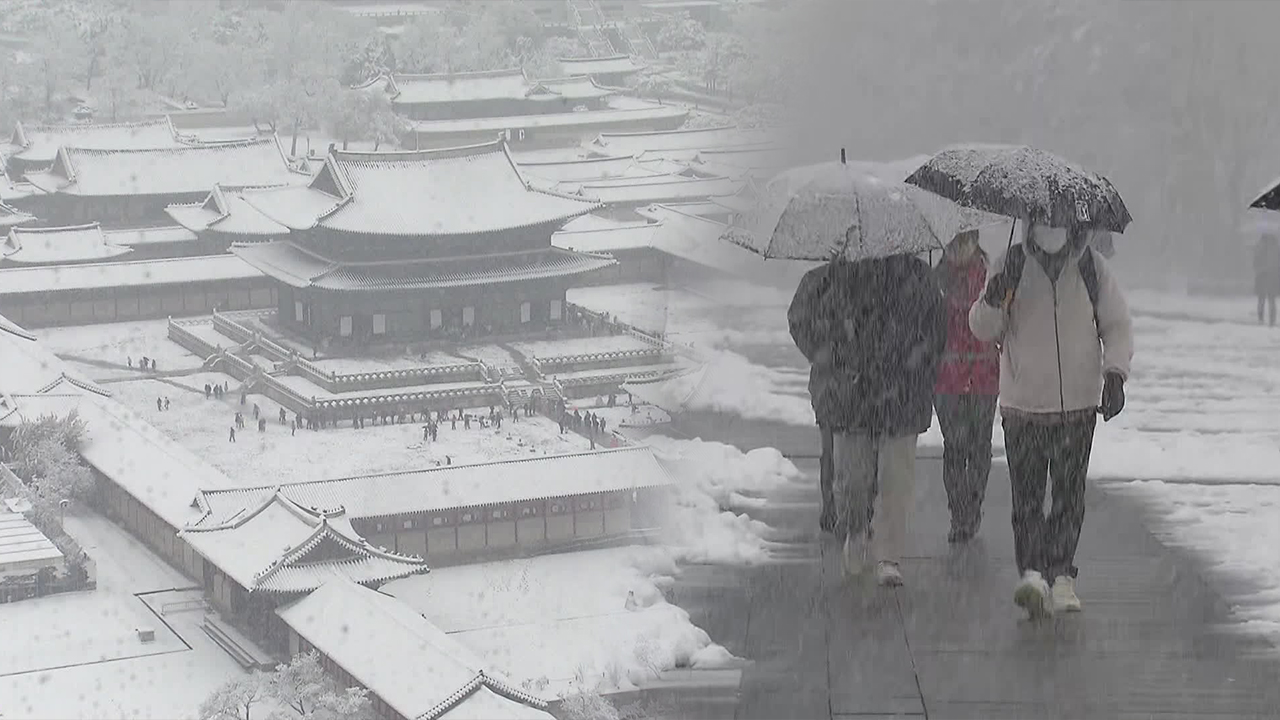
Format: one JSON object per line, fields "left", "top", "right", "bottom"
{"left": 382, "top": 547, "right": 739, "bottom": 697}
{"left": 646, "top": 435, "right": 803, "bottom": 565}
{"left": 1105, "top": 480, "right": 1280, "bottom": 641}
{"left": 634, "top": 351, "right": 812, "bottom": 427}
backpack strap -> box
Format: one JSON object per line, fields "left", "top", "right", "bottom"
{"left": 1077, "top": 246, "right": 1102, "bottom": 337}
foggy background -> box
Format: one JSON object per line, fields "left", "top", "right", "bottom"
{"left": 762, "top": 0, "right": 1277, "bottom": 292}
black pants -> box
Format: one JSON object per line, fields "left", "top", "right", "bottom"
{"left": 1003, "top": 413, "right": 1097, "bottom": 581}
{"left": 819, "top": 424, "right": 835, "bottom": 526}
{"left": 1258, "top": 293, "right": 1277, "bottom": 326}
{"left": 935, "top": 393, "right": 998, "bottom": 533}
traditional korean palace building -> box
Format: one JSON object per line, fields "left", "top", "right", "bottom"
{"left": 210, "top": 140, "right": 617, "bottom": 345}
{"left": 365, "top": 68, "right": 687, "bottom": 150}
{"left": 1, "top": 222, "right": 132, "bottom": 266}
{"left": 555, "top": 54, "right": 647, "bottom": 86}
{"left": 18, "top": 136, "right": 308, "bottom": 227}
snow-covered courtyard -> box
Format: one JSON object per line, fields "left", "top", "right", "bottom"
{"left": 103, "top": 373, "right": 593, "bottom": 487}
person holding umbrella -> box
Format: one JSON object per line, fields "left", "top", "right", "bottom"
{"left": 933, "top": 229, "right": 1000, "bottom": 543}
{"left": 1254, "top": 234, "right": 1280, "bottom": 326}
{"left": 969, "top": 223, "right": 1133, "bottom": 618}
{"left": 789, "top": 226, "right": 946, "bottom": 586}
{"left": 908, "top": 144, "right": 1136, "bottom": 619}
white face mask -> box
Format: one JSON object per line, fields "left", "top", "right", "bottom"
{"left": 1030, "top": 225, "right": 1069, "bottom": 254}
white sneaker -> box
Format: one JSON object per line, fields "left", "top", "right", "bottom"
{"left": 842, "top": 531, "right": 868, "bottom": 579}
{"left": 1013, "top": 571, "right": 1054, "bottom": 620}
{"left": 876, "top": 561, "right": 903, "bottom": 587}
{"left": 1052, "top": 575, "right": 1082, "bottom": 612}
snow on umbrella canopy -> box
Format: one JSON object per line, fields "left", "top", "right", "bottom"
{"left": 905, "top": 145, "right": 1133, "bottom": 233}
{"left": 724, "top": 161, "right": 976, "bottom": 262}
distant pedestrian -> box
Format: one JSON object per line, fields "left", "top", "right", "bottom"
{"left": 127, "top": 356, "right": 133, "bottom": 368}
{"left": 229, "top": 426, "right": 236, "bottom": 443}
{"left": 142, "top": 356, "right": 150, "bottom": 371}
{"left": 205, "top": 383, "right": 212, "bottom": 399}
{"left": 156, "top": 397, "right": 163, "bottom": 412}
{"left": 1255, "top": 234, "right": 1280, "bottom": 326}
{"left": 599, "top": 417, "right": 607, "bottom": 434}
{"left": 279, "top": 407, "right": 287, "bottom": 425}
{"left": 163, "top": 397, "right": 171, "bottom": 411}
{"left": 430, "top": 423, "right": 437, "bottom": 442}
{"left": 934, "top": 231, "right": 1000, "bottom": 544}
{"left": 423, "top": 425, "right": 430, "bottom": 442}
{"left": 291, "top": 419, "right": 297, "bottom": 436}
{"left": 152, "top": 358, "right": 158, "bottom": 372}
{"left": 240, "top": 391, "right": 246, "bottom": 406}
{"left": 252, "top": 403, "right": 260, "bottom": 420}
{"left": 258, "top": 417, "right": 266, "bottom": 432}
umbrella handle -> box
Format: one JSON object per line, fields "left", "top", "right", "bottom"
{"left": 1005, "top": 220, "right": 1018, "bottom": 252}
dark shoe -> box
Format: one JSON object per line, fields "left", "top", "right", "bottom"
{"left": 819, "top": 506, "right": 837, "bottom": 534}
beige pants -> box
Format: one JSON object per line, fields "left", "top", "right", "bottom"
{"left": 832, "top": 432, "right": 918, "bottom": 563}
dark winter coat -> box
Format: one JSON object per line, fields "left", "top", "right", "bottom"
{"left": 788, "top": 254, "right": 947, "bottom": 436}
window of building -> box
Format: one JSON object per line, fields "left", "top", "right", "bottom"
{"left": 373, "top": 313, "right": 387, "bottom": 336}
{"left": 402, "top": 519, "right": 413, "bottom": 530}
{"left": 430, "top": 309, "right": 443, "bottom": 329}
{"left": 461, "top": 512, "right": 474, "bottom": 523}
{"left": 462, "top": 306, "right": 475, "bottom": 327}
{"left": 520, "top": 506, "right": 537, "bottom": 517}
{"left": 520, "top": 301, "right": 531, "bottom": 324}
{"left": 492, "top": 509, "right": 505, "bottom": 520}
{"left": 549, "top": 299, "right": 562, "bottom": 321}
{"left": 339, "top": 316, "right": 353, "bottom": 337}
{"left": 432, "top": 516, "right": 444, "bottom": 526}
{"left": 294, "top": 300, "right": 304, "bottom": 323}
{"left": 375, "top": 522, "right": 384, "bottom": 532}
{"left": 550, "top": 503, "right": 564, "bottom": 513}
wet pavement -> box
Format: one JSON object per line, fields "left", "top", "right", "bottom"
{"left": 662, "top": 417, "right": 1280, "bottom": 719}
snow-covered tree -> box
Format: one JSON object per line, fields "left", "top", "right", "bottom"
{"left": 198, "top": 672, "right": 269, "bottom": 720}
{"left": 655, "top": 11, "right": 706, "bottom": 52}
{"left": 630, "top": 73, "right": 675, "bottom": 103}
{"left": 329, "top": 88, "right": 402, "bottom": 151}
{"left": 264, "top": 650, "right": 372, "bottom": 720}
{"left": 558, "top": 690, "right": 621, "bottom": 720}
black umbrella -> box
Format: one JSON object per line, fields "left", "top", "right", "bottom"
{"left": 905, "top": 145, "right": 1133, "bottom": 234}
{"left": 1250, "top": 176, "right": 1280, "bottom": 211}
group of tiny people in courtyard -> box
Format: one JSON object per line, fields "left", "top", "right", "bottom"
{"left": 790, "top": 223, "right": 1134, "bottom": 620}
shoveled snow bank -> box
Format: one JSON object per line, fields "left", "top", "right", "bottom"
{"left": 630, "top": 351, "right": 813, "bottom": 427}
{"left": 1105, "top": 481, "right": 1280, "bottom": 641}
{"left": 382, "top": 547, "right": 739, "bottom": 697}
{"left": 646, "top": 435, "right": 804, "bottom": 565}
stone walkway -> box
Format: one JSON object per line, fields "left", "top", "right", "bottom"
{"left": 663, "top": 417, "right": 1280, "bottom": 719}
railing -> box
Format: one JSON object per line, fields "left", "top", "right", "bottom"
{"left": 327, "top": 363, "right": 486, "bottom": 393}
{"left": 168, "top": 319, "right": 220, "bottom": 360}
{"left": 532, "top": 346, "right": 668, "bottom": 374}
{"left": 211, "top": 309, "right": 293, "bottom": 362}
{"left": 311, "top": 384, "right": 501, "bottom": 412}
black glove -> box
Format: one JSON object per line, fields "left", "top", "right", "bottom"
{"left": 982, "top": 249, "right": 1025, "bottom": 308}
{"left": 1099, "top": 371, "right": 1125, "bottom": 421}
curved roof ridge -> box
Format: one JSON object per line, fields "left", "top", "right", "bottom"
{"left": 597, "top": 123, "right": 739, "bottom": 141}
{"left": 328, "top": 139, "right": 505, "bottom": 164}
{"left": 60, "top": 136, "right": 278, "bottom": 156}
{"left": 393, "top": 67, "right": 526, "bottom": 81}
{"left": 10, "top": 221, "right": 102, "bottom": 235}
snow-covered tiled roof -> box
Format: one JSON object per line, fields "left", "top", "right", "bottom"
{"left": 181, "top": 490, "right": 427, "bottom": 593}
{"left": 589, "top": 125, "right": 784, "bottom": 157}
{"left": 166, "top": 185, "right": 291, "bottom": 236}
{"left": 385, "top": 68, "right": 534, "bottom": 104}
{"left": 0, "top": 254, "right": 262, "bottom": 296}
{"left": 552, "top": 221, "right": 660, "bottom": 253}
{"left": 233, "top": 242, "right": 615, "bottom": 292}
{"left": 0, "top": 312, "right": 35, "bottom": 341}
{"left": 0, "top": 325, "right": 109, "bottom": 398}
{"left": 526, "top": 75, "right": 617, "bottom": 102}
{"left": 5, "top": 116, "right": 191, "bottom": 166}
{"left": 573, "top": 176, "right": 744, "bottom": 205}
{"left": 24, "top": 137, "right": 306, "bottom": 197}
{"left": 0, "top": 511, "right": 64, "bottom": 569}
{"left": 556, "top": 55, "right": 645, "bottom": 77}
{"left": 0, "top": 201, "right": 36, "bottom": 229}
{"left": 241, "top": 141, "right": 600, "bottom": 236}
{"left": 3, "top": 223, "right": 132, "bottom": 265}
{"left": 407, "top": 102, "right": 689, "bottom": 137}
{"left": 195, "top": 446, "right": 674, "bottom": 524}
{"left": 515, "top": 154, "right": 653, "bottom": 184}
{"left": 276, "top": 580, "right": 553, "bottom": 720}
{"left": 101, "top": 225, "right": 200, "bottom": 246}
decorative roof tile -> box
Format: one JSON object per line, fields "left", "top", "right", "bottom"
{"left": 3, "top": 222, "right": 132, "bottom": 265}
{"left": 24, "top": 137, "right": 306, "bottom": 197}
{"left": 276, "top": 580, "right": 553, "bottom": 720}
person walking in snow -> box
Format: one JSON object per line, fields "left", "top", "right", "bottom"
{"left": 970, "top": 223, "right": 1134, "bottom": 619}
{"left": 789, "top": 248, "right": 946, "bottom": 587}
{"left": 935, "top": 231, "right": 1001, "bottom": 543}
{"left": 229, "top": 426, "right": 236, "bottom": 443}
{"left": 1254, "top": 234, "right": 1280, "bottom": 326}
